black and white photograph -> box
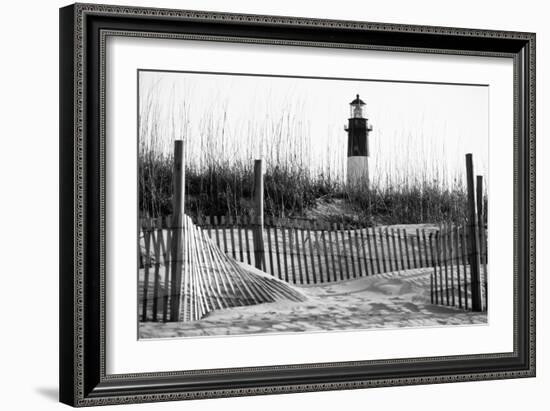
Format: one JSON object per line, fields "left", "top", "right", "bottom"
{"left": 137, "top": 70, "right": 489, "bottom": 339}
{"left": 0, "top": 0, "right": 543, "bottom": 408}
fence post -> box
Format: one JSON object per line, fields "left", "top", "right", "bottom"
{"left": 477, "top": 175, "right": 488, "bottom": 310}
{"left": 466, "top": 154, "right": 482, "bottom": 311}
{"left": 169, "top": 140, "right": 185, "bottom": 321}
{"left": 252, "top": 159, "right": 266, "bottom": 271}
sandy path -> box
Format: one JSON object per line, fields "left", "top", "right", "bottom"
{"left": 139, "top": 268, "right": 486, "bottom": 339}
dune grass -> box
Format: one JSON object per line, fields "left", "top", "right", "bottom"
{"left": 139, "top": 145, "right": 478, "bottom": 226}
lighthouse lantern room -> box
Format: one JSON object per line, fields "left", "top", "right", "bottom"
{"left": 345, "top": 94, "right": 373, "bottom": 187}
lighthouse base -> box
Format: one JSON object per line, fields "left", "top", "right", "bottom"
{"left": 347, "top": 156, "right": 369, "bottom": 189}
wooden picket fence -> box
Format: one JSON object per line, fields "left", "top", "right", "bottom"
{"left": 429, "top": 154, "right": 488, "bottom": 312}
{"left": 429, "top": 222, "right": 488, "bottom": 311}
{"left": 139, "top": 215, "right": 306, "bottom": 323}
{"left": 193, "top": 215, "right": 438, "bottom": 285}
{"left": 139, "top": 216, "right": 488, "bottom": 321}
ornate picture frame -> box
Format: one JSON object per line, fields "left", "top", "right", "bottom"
{"left": 59, "top": 3, "right": 535, "bottom": 407}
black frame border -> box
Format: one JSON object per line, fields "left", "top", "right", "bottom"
{"left": 59, "top": 3, "right": 535, "bottom": 407}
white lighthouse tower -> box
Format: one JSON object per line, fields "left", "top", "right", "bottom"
{"left": 345, "top": 94, "right": 373, "bottom": 188}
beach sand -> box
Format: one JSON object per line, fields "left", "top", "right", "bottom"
{"left": 139, "top": 267, "right": 487, "bottom": 339}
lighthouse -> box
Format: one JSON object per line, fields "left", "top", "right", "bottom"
{"left": 345, "top": 94, "right": 373, "bottom": 188}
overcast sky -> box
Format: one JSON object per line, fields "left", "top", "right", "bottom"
{"left": 139, "top": 70, "right": 488, "bottom": 186}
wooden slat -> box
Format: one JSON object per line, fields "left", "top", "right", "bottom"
{"left": 157, "top": 219, "right": 171, "bottom": 322}
{"left": 199, "top": 228, "right": 223, "bottom": 313}
{"left": 198, "top": 224, "right": 220, "bottom": 312}
{"left": 430, "top": 272, "right": 435, "bottom": 304}
{"left": 205, "top": 215, "right": 219, "bottom": 310}
{"left": 221, "top": 215, "right": 229, "bottom": 255}
{"left": 208, "top": 231, "right": 244, "bottom": 302}
{"left": 229, "top": 216, "right": 237, "bottom": 260}
{"left": 224, "top": 257, "right": 259, "bottom": 305}
{"left": 390, "top": 228, "right": 399, "bottom": 272}
{"left": 244, "top": 216, "right": 253, "bottom": 266}
{"left": 415, "top": 228, "right": 422, "bottom": 267}
{"left": 180, "top": 217, "right": 190, "bottom": 321}
{"left": 189, "top": 220, "right": 208, "bottom": 318}
{"left": 434, "top": 232, "right": 443, "bottom": 304}
{"left": 202, "top": 233, "right": 228, "bottom": 308}
{"left": 378, "top": 227, "right": 387, "bottom": 273}
{"left": 391, "top": 228, "right": 397, "bottom": 271}
{"left": 273, "top": 222, "right": 282, "bottom": 280}
{"left": 236, "top": 252, "right": 273, "bottom": 303}
{"left": 151, "top": 220, "right": 162, "bottom": 321}
{"left": 330, "top": 224, "right": 341, "bottom": 281}
{"left": 429, "top": 232, "right": 438, "bottom": 304}
{"left": 213, "top": 215, "right": 221, "bottom": 249}
{"left": 288, "top": 225, "right": 296, "bottom": 283}
{"left": 313, "top": 223, "right": 323, "bottom": 283}
{"left": 237, "top": 216, "right": 245, "bottom": 264}
{"left": 326, "top": 224, "right": 337, "bottom": 282}
{"left": 454, "top": 225, "right": 463, "bottom": 309}
{"left": 141, "top": 221, "right": 152, "bottom": 322}
{"left": 460, "top": 224, "right": 469, "bottom": 310}
{"left": 197, "top": 224, "right": 217, "bottom": 312}
{"left": 196, "top": 225, "right": 223, "bottom": 311}
{"left": 209, "top": 235, "right": 235, "bottom": 308}
{"left": 295, "top": 226, "right": 304, "bottom": 284}
{"left": 339, "top": 223, "right": 351, "bottom": 280}
{"left": 356, "top": 228, "right": 363, "bottom": 277}
{"left": 441, "top": 224, "right": 450, "bottom": 305}
{"left": 347, "top": 224, "right": 357, "bottom": 278}
{"left": 403, "top": 228, "right": 411, "bottom": 269}
{"left": 435, "top": 231, "right": 445, "bottom": 305}
{"left": 372, "top": 227, "right": 381, "bottom": 274}
{"left": 202, "top": 226, "right": 225, "bottom": 310}
{"left": 307, "top": 224, "right": 317, "bottom": 284}
{"left": 435, "top": 228, "right": 443, "bottom": 305}
{"left": 282, "top": 221, "right": 289, "bottom": 283}
{"left": 169, "top": 215, "right": 184, "bottom": 321}
{"left": 397, "top": 228, "right": 405, "bottom": 270}
{"left": 175, "top": 217, "right": 185, "bottom": 321}
{"left": 480, "top": 223, "right": 488, "bottom": 310}
{"left": 300, "top": 227, "right": 310, "bottom": 284}
{"left": 448, "top": 224, "right": 456, "bottom": 307}
{"left": 192, "top": 218, "right": 206, "bottom": 319}
{"left": 217, "top": 241, "right": 257, "bottom": 305}
{"left": 266, "top": 218, "right": 275, "bottom": 276}
{"left": 385, "top": 227, "right": 394, "bottom": 272}
{"left": 358, "top": 228, "right": 369, "bottom": 276}
{"left": 422, "top": 229, "right": 430, "bottom": 270}
{"left": 185, "top": 218, "right": 198, "bottom": 319}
